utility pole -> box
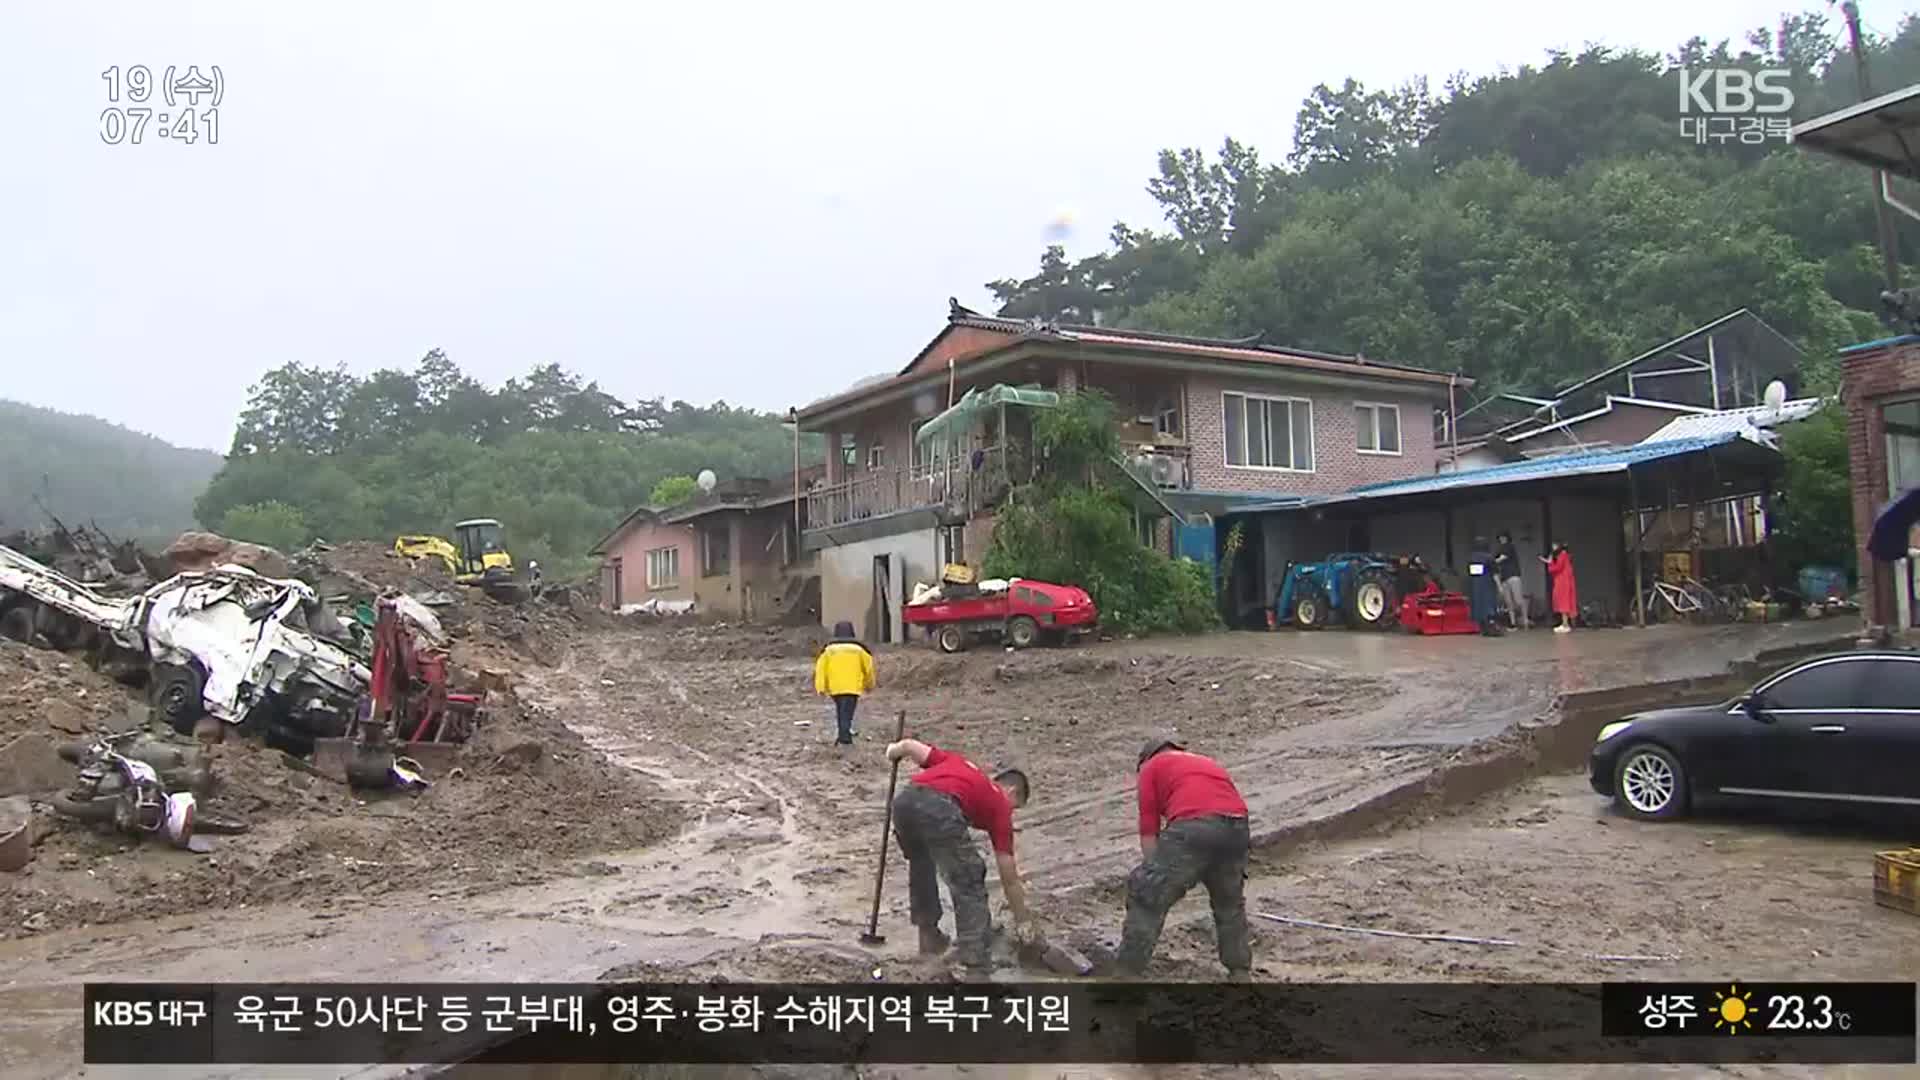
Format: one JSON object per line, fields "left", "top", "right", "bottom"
{"left": 1843, "top": 0, "right": 1904, "bottom": 290}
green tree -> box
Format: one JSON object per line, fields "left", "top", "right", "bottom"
{"left": 198, "top": 353, "right": 824, "bottom": 578}
{"left": 216, "top": 500, "right": 312, "bottom": 552}
{"left": 649, "top": 475, "right": 699, "bottom": 506}
{"left": 982, "top": 392, "right": 1218, "bottom": 636}
{"left": 1771, "top": 407, "right": 1854, "bottom": 575}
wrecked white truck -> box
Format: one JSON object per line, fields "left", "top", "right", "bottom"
{"left": 1, "top": 544, "right": 370, "bottom": 752}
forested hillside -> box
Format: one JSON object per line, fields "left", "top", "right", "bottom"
{"left": 194, "top": 350, "right": 819, "bottom": 576}
{"left": 985, "top": 10, "right": 1920, "bottom": 397}
{"left": 0, "top": 400, "right": 223, "bottom": 543}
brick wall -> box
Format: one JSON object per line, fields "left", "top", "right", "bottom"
{"left": 1841, "top": 341, "right": 1920, "bottom": 630}
{"left": 1185, "top": 372, "right": 1439, "bottom": 494}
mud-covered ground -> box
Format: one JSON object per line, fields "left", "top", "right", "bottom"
{"left": 0, "top": 611, "right": 1900, "bottom": 1080}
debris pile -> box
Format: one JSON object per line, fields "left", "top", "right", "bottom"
{"left": 0, "top": 519, "right": 157, "bottom": 595}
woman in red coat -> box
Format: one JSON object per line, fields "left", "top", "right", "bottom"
{"left": 1540, "top": 542, "right": 1577, "bottom": 633}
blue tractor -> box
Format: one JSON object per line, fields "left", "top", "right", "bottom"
{"left": 1274, "top": 552, "right": 1404, "bottom": 631}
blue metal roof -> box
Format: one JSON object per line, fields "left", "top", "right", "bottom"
{"left": 1295, "top": 431, "right": 1769, "bottom": 508}
{"left": 1839, "top": 334, "right": 1920, "bottom": 355}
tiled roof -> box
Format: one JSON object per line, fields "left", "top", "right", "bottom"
{"left": 799, "top": 302, "right": 1468, "bottom": 420}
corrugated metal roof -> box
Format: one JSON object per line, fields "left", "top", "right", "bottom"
{"left": 1313, "top": 431, "right": 1767, "bottom": 505}
{"left": 1640, "top": 399, "right": 1823, "bottom": 445}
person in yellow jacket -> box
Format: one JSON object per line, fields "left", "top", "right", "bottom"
{"left": 814, "top": 621, "right": 876, "bottom": 746}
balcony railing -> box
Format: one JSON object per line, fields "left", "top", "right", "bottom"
{"left": 807, "top": 445, "right": 1010, "bottom": 532}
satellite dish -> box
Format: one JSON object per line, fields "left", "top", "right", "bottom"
{"left": 1763, "top": 380, "right": 1787, "bottom": 414}
{"left": 697, "top": 469, "right": 716, "bottom": 493}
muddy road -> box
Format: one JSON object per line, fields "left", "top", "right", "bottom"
{"left": 0, "top": 618, "right": 1879, "bottom": 1079}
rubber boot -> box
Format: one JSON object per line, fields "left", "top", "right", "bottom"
{"left": 919, "top": 926, "right": 950, "bottom": 956}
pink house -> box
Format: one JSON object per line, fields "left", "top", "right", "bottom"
{"left": 592, "top": 466, "right": 825, "bottom": 621}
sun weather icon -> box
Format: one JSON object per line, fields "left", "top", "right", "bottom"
{"left": 1713, "top": 984, "right": 1754, "bottom": 1033}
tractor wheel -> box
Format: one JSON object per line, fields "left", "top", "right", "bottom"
{"left": 936, "top": 624, "right": 968, "bottom": 654}
{"left": 151, "top": 663, "right": 206, "bottom": 736}
{"left": 1347, "top": 569, "right": 1396, "bottom": 630}
{"left": 1293, "top": 588, "right": 1329, "bottom": 630}
{"left": 1006, "top": 616, "right": 1040, "bottom": 649}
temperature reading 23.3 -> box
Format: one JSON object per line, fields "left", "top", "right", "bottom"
{"left": 1767, "top": 993, "right": 1850, "bottom": 1032}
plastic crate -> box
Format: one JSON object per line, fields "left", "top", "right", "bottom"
{"left": 1873, "top": 849, "right": 1920, "bottom": 916}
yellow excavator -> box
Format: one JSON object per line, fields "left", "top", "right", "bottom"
{"left": 393, "top": 519, "right": 535, "bottom": 603}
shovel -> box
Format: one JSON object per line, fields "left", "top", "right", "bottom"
{"left": 859, "top": 710, "right": 908, "bottom": 947}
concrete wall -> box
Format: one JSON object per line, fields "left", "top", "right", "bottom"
{"left": 1550, "top": 494, "right": 1626, "bottom": 617}
{"left": 817, "top": 528, "right": 939, "bottom": 644}
{"left": 1185, "top": 372, "right": 1439, "bottom": 495}
{"left": 1446, "top": 499, "right": 1550, "bottom": 597}
{"left": 598, "top": 517, "right": 697, "bottom": 609}
{"left": 1367, "top": 509, "right": 1451, "bottom": 572}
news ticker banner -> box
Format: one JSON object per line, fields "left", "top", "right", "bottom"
{"left": 84, "top": 981, "right": 1918, "bottom": 1065}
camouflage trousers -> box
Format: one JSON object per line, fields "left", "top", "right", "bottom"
{"left": 893, "top": 784, "right": 992, "bottom": 969}
{"left": 1116, "top": 814, "right": 1252, "bottom": 975}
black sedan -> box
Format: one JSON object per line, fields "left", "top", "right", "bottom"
{"left": 1589, "top": 650, "right": 1920, "bottom": 820}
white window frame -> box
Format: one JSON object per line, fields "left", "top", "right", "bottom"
{"left": 1221, "top": 391, "right": 1315, "bottom": 472}
{"left": 1355, "top": 401, "right": 1403, "bottom": 456}
{"left": 867, "top": 442, "right": 885, "bottom": 470}
{"left": 645, "top": 546, "right": 679, "bottom": 590}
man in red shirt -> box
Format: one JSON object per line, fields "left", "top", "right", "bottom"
{"left": 1115, "top": 735, "right": 1251, "bottom": 979}
{"left": 884, "top": 737, "right": 1036, "bottom": 977}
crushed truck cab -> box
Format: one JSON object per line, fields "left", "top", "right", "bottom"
{"left": 1, "top": 544, "right": 370, "bottom": 748}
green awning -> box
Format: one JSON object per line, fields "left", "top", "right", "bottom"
{"left": 913, "top": 383, "right": 1059, "bottom": 446}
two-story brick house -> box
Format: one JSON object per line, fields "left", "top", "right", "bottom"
{"left": 795, "top": 301, "right": 1467, "bottom": 641}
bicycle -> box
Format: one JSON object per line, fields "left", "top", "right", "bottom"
{"left": 1642, "top": 579, "right": 1706, "bottom": 623}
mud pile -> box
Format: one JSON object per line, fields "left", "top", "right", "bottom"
{"left": 0, "top": 666, "right": 675, "bottom": 939}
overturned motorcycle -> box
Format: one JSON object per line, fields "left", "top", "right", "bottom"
{"left": 50, "top": 733, "right": 241, "bottom": 850}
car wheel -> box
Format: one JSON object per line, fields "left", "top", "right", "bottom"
{"left": 1613, "top": 743, "right": 1688, "bottom": 820}
{"left": 936, "top": 625, "right": 967, "bottom": 654}
{"left": 1006, "top": 616, "right": 1039, "bottom": 649}
{"left": 151, "top": 664, "right": 206, "bottom": 736}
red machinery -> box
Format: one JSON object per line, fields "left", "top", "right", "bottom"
{"left": 1397, "top": 582, "right": 1478, "bottom": 635}
{"left": 368, "top": 597, "right": 481, "bottom": 743}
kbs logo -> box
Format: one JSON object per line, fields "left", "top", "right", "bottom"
{"left": 1678, "top": 68, "right": 1795, "bottom": 114}
{"left": 1677, "top": 69, "right": 1795, "bottom": 146}
{"left": 94, "top": 1000, "right": 154, "bottom": 1026}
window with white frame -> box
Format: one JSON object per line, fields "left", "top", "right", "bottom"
{"left": 867, "top": 442, "right": 885, "bottom": 469}
{"left": 1355, "top": 402, "right": 1401, "bottom": 454}
{"left": 840, "top": 434, "right": 857, "bottom": 468}
{"left": 1154, "top": 393, "right": 1181, "bottom": 438}
{"left": 1222, "top": 392, "right": 1314, "bottom": 471}
{"left": 645, "top": 546, "right": 679, "bottom": 590}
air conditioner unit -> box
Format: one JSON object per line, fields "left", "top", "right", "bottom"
{"left": 1147, "top": 453, "right": 1179, "bottom": 488}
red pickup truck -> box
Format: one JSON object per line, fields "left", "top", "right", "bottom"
{"left": 903, "top": 579, "right": 1098, "bottom": 653}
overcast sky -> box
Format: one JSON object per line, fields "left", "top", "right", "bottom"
{"left": 1, "top": 1, "right": 1844, "bottom": 451}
